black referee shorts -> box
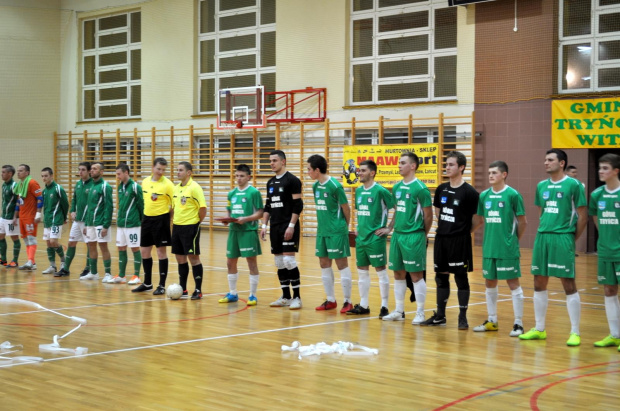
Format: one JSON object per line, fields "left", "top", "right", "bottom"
{"left": 140, "top": 213, "right": 171, "bottom": 248}
{"left": 433, "top": 234, "right": 473, "bottom": 273}
{"left": 171, "top": 223, "right": 201, "bottom": 255}
{"left": 269, "top": 222, "right": 300, "bottom": 255}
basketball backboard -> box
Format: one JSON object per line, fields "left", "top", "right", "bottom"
{"left": 217, "top": 85, "right": 265, "bottom": 129}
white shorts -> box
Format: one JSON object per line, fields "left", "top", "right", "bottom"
{"left": 0, "top": 218, "right": 19, "bottom": 236}
{"left": 116, "top": 227, "right": 141, "bottom": 248}
{"left": 69, "top": 221, "right": 87, "bottom": 243}
{"left": 43, "top": 226, "right": 63, "bottom": 241}
{"left": 85, "top": 226, "right": 111, "bottom": 243}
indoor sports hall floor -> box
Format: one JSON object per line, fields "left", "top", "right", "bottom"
{"left": 0, "top": 229, "right": 618, "bottom": 410}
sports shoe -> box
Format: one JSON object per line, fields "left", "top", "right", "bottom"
{"left": 18, "top": 262, "right": 36, "bottom": 271}
{"left": 509, "top": 324, "right": 525, "bottom": 337}
{"left": 191, "top": 289, "right": 202, "bottom": 300}
{"left": 316, "top": 300, "right": 338, "bottom": 311}
{"left": 420, "top": 311, "right": 447, "bottom": 326}
{"left": 153, "top": 285, "right": 165, "bottom": 295}
{"left": 289, "top": 297, "right": 302, "bottom": 310}
{"left": 181, "top": 290, "right": 189, "bottom": 300}
{"left": 82, "top": 272, "right": 99, "bottom": 280}
{"left": 42, "top": 265, "right": 57, "bottom": 274}
{"left": 519, "top": 328, "right": 547, "bottom": 340}
{"left": 80, "top": 267, "right": 90, "bottom": 277}
{"left": 113, "top": 276, "right": 127, "bottom": 284}
{"left": 101, "top": 273, "right": 114, "bottom": 283}
{"left": 132, "top": 283, "right": 153, "bottom": 293}
{"left": 340, "top": 301, "right": 354, "bottom": 314}
{"left": 382, "top": 311, "right": 405, "bottom": 321}
{"left": 458, "top": 314, "right": 469, "bottom": 330}
{"left": 473, "top": 320, "right": 498, "bottom": 332}
{"left": 270, "top": 297, "right": 291, "bottom": 307}
{"left": 247, "top": 295, "right": 258, "bottom": 306}
{"left": 378, "top": 306, "right": 389, "bottom": 319}
{"left": 566, "top": 333, "right": 581, "bottom": 347}
{"left": 594, "top": 335, "right": 620, "bottom": 347}
{"left": 346, "top": 304, "right": 370, "bottom": 315}
{"left": 7, "top": 261, "right": 18, "bottom": 268}
{"left": 411, "top": 311, "right": 426, "bottom": 325}
{"left": 127, "top": 275, "right": 141, "bottom": 285}
{"left": 54, "top": 268, "right": 70, "bottom": 277}
{"left": 218, "top": 293, "right": 239, "bottom": 303}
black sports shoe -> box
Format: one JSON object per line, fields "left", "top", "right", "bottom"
{"left": 191, "top": 289, "right": 202, "bottom": 300}
{"left": 132, "top": 283, "right": 153, "bottom": 293}
{"left": 458, "top": 313, "right": 469, "bottom": 330}
{"left": 80, "top": 267, "right": 90, "bottom": 276}
{"left": 54, "top": 268, "right": 70, "bottom": 277}
{"left": 346, "top": 304, "right": 370, "bottom": 315}
{"left": 153, "top": 285, "right": 166, "bottom": 295}
{"left": 378, "top": 306, "right": 389, "bottom": 319}
{"left": 419, "top": 311, "right": 447, "bottom": 326}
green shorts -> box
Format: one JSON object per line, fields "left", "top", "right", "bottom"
{"left": 388, "top": 231, "right": 426, "bottom": 272}
{"left": 597, "top": 260, "right": 620, "bottom": 285}
{"left": 531, "top": 233, "right": 575, "bottom": 278}
{"left": 355, "top": 237, "right": 387, "bottom": 268}
{"left": 315, "top": 234, "right": 351, "bottom": 259}
{"left": 482, "top": 258, "right": 521, "bottom": 280}
{"left": 227, "top": 230, "right": 261, "bottom": 259}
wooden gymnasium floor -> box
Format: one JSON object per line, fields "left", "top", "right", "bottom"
{"left": 0, "top": 228, "right": 618, "bottom": 410}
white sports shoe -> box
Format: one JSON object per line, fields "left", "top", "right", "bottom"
{"left": 83, "top": 272, "right": 99, "bottom": 281}
{"left": 382, "top": 311, "right": 405, "bottom": 321}
{"left": 127, "top": 275, "right": 141, "bottom": 285}
{"left": 113, "top": 276, "right": 127, "bottom": 284}
{"left": 411, "top": 311, "right": 425, "bottom": 325}
{"left": 18, "top": 261, "right": 37, "bottom": 271}
{"left": 42, "top": 266, "right": 57, "bottom": 274}
{"left": 289, "top": 297, "right": 302, "bottom": 310}
{"left": 270, "top": 297, "right": 291, "bottom": 307}
{"left": 101, "top": 273, "right": 114, "bottom": 283}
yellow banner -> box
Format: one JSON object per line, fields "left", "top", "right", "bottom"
{"left": 552, "top": 98, "right": 620, "bottom": 148}
{"left": 342, "top": 144, "right": 439, "bottom": 188}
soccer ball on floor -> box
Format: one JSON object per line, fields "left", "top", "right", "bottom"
{"left": 167, "top": 283, "right": 183, "bottom": 300}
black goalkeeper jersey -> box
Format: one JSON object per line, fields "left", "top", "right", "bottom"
{"left": 434, "top": 181, "right": 479, "bottom": 237}
{"left": 265, "top": 171, "right": 303, "bottom": 226}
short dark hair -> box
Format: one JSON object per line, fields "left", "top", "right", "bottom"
{"left": 489, "top": 160, "right": 508, "bottom": 174}
{"left": 401, "top": 152, "right": 420, "bottom": 170}
{"left": 153, "top": 157, "right": 168, "bottom": 167}
{"left": 566, "top": 165, "right": 577, "bottom": 172}
{"left": 236, "top": 164, "right": 251, "bottom": 175}
{"left": 2, "top": 165, "right": 15, "bottom": 176}
{"left": 178, "top": 161, "right": 193, "bottom": 172}
{"left": 116, "top": 163, "right": 130, "bottom": 173}
{"left": 359, "top": 159, "right": 377, "bottom": 174}
{"left": 92, "top": 161, "right": 105, "bottom": 170}
{"left": 446, "top": 151, "right": 467, "bottom": 173}
{"left": 18, "top": 164, "right": 30, "bottom": 173}
{"left": 78, "top": 161, "right": 91, "bottom": 171}
{"left": 270, "top": 150, "right": 286, "bottom": 161}
{"left": 546, "top": 149, "right": 568, "bottom": 170}
{"left": 307, "top": 154, "right": 328, "bottom": 174}
{"left": 41, "top": 167, "right": 53, "bottom": 175}
{"left": 599, "top": 153, "right": 620, "bottom": 171}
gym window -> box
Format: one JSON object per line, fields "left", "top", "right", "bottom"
{"left": 81, "top": 12, "right": 141, "bottom": 121}
{"left": 350, "top": 0, "right": 457, "bottom": 105}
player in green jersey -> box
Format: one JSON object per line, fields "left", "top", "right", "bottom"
{"left": 520, "top": 149, "right": 587, "bottom": 346}
{"left": 219, "top": 164, "right": 264, "bottom": 306}
{"left": 472, "top": 161, "right": 527, "bottom": 336}
{"left": 381, "top": 153, "right": 433, "bottom": 323}
{"left": 346, "top": 160, "right": 394, "bottom": 317}
{"left": 0, "top": 165, "right": 21, "bottom": 267}
{"left": 40, "top": 168, "right": 69, "bottom": 275}
{"left": 307, "top": 154, "right": 353, "bottom": 313}
{"left": 589, "top": 154, "right": 620, "bottom": 350}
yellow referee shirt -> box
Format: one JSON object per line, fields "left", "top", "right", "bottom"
{"left": 172, "top": 178, "right": 207, "bottom": 225}
{"left": 142, "top": 175, "right": 174, "bottom": 217}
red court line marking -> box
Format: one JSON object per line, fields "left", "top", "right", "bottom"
{"left": 530, "top": 369, "right": 620, "bottom": 411}
{"left": 434, "top": 360, "right": 620, "bottom": 410}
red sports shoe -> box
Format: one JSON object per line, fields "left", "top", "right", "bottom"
{"left": 340, "top": 301, "right": 354, "bottom": 314}
{"left": 7, "top": 261, "right": 18, "bottom": 268}
{"left": 315, "top": 300, "right": 338, "bottom": 311}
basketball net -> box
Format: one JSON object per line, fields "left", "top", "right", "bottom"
{"left": 222, "top": 120, "right": 242, "bottom": 137}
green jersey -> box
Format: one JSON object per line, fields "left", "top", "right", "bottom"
{"left": 117, "top": 178, "right": 144, "bottom": 228}
{"left": 355, "top": 182, "right": 394, "bottom": 243}
{"left": 392, "top": 178, "right": 432, "bottom": 234}
{"left": 2, "top": 179, "right": 18, "bottom": 220}
{"left": 589, "top": 185, "right": 620, "bottom": 261}
{"left": 42, "top": 181, "right": 69, "bottom": 228}
{"left": 227, "top": 185, "right": 264, "bottom": 232}
{"left": 85, "top": 178, "right": 113, "bottom": 229}
{"left": 70, "top": 178, "right": 93, "bottom": 222}
{"left": 535, "top": 176, "right": 586, "bottom": 234}
{"left": 477, "top": 185, "right": 525, "bottom": 259}
{"left": 313, "top": 176, "right": 349, "bottom": 236}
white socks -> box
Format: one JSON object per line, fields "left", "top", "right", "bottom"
{"left": 357, "top": 269, "right": 370, "bottom": 308}
{"left": 534, "top": 290, "right": 548, "bottom": 331}
{"left": 486, "top": 286, "right": 498, "bottom": 323}
{"left": 413, "top": 278, "right": 426, "bottom": 314}
{"left": 566, "top": 292, "right": 581, "bottom": 335}
{"left": 340, "top": 267, "right": 352, "bottom": 302}
{"left": 321, "top": 267, "right": 336, "bottom": 302}
{"left": 377, "top": 269, "right": 390, "bottom": 307}
{"left": 249, "top": 274, "right": 259, "bottom": 297}
{"left": 394, "top": 279, "right": 406, "bottom": 313}
{"left": 605, "top": 295, "right": 620, "bottom": 338}
{"left": 228, "top": 273, "right": 238, "bottom": 294}
{"left": 511, "top": 286, "right": 524, "bottom": 326}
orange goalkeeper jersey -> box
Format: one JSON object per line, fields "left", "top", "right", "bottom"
{"left": 19, "top": 179, "right": 42, "bottom": 219}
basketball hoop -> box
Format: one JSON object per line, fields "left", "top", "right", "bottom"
{"left": 221, "top": 120, "right": 243, "bottom": 137}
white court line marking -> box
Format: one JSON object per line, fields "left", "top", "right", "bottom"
{"left": 0, "top": 300, "right": 497, "bottom": 369}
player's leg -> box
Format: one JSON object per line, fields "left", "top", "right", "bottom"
{"left": 401, "top": 232, "right": 427, "bottom": 324}
{"left": 246, "top": 256, "right": 260, "bottom": 305}
{"left": 51, "top": 227, "right": 65, "bottom": 266}
{"left": 521, "top": 233, "right": 550, "bottom": 340}
{"left": 552, "top": 233, "right": 581, "bottom": 346}
{"left": 283, "top": 224, "right": 301, "bottom": 308}
{"left": 421, "top": 236, "right": 449, "bottom": 325}
{"left": 187, "top": 223, "right": 203, "bottom": 300}
{"left": 269, "top": 224, "right": 291, "bottom": 306}
{"left": 384, "top": 233, "right": 406, "bottom": 321}
{"left": 43, "top": 230, "right": 57, "bottom": 274}
{"left": 315, "top": 234, "right": 337, "bottom": 310}
{"left": 156, "top": 246, "right": 169, "bottom": 289}
{"left": 57, "top": 221, "right": 81, "bottom": 276}
{"left": 594, "top": 261, "right": 620, "bottom": 347}
{"left": 138, "top": 216, "right": 156, "bottom": 286}
{"left": 328, "top": 233, "right": 353, "bottom": 313}
{"left": 97, "top": 227, "right": 113, "bottom": 283}
{"left": 155, "top": 213, "right": 171, "bottom": 289}
{"left": 18, "top": 218, "right": 37, "bottom": 270}
{"left": 474, "top": 258, "right": 499, "bottom": 332}
{"left": 0, "top": 220, "right": 7, "bottom": 264}
{"left": 222, "top": 231, "right": 241, "bottom": 303}
{"left": 350, "top": 240, "right": 372, "bottom": 315}
{"left": 506, "top": 270, "right": 525, "bottom": 336}
{"left": 126, "top": 228, "right": 142, "bottom": 285}
{"left": 85, "top": 226, "right": 100, "bottom": 280}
